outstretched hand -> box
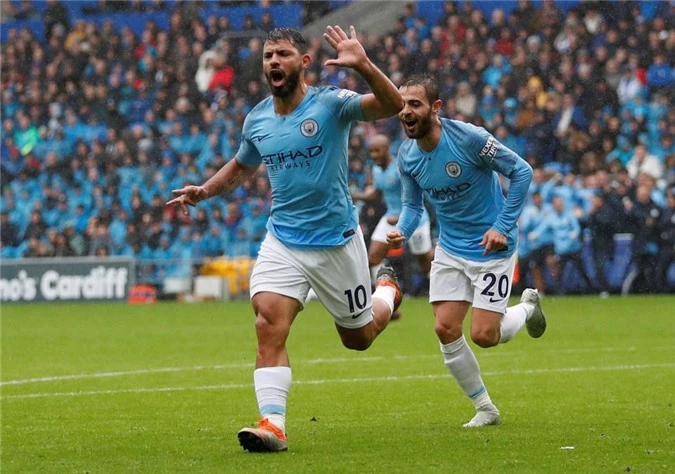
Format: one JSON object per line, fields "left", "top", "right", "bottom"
{"left": 166, "top": 185, "right": 208, "bottom": 216}
{"left": 323, "top": 25, "right": 368, "bottom": 70}
{"left": 479, "top": 229, "right": 507, "bottom": 256}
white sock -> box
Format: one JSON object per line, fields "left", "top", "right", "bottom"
{"left": 254, "top": 366, "right": 291, "bottom": 433}
{"left": 499, "top": 303, "right": 532, "bottom": 343}
{"left": 370, "top": 263, "right": 383, "bottom": 286}
{"left": 440, "top": 336, "right": 493, "bottom": 409}
{"left": 372, "top": 285, "right": 395, "bottom": 314}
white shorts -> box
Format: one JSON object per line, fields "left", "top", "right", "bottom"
{"left": 371, "top": 217, "right": 432, "bottom": 255}
{"left": 429, "top": 246, "right": 516, "bottom": 314}
{"left": 250, "top": 229, "right": 373, "bottom": 329}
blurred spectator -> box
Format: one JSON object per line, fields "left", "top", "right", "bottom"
{"left": 553, "top": 93, "right": 589, "bottom": 140}
{"left": 623, "top": 184, "right": 663, "bottom": 292}
{"left": 656, "top": 187, "right": 675, "bottom": 291}
{"left": 587, "top": 192, "right": 616, "bottom": 295}
{"left": 53, "top": 232, "right": 76, "bottom": 257}
{"left": 626, "top": 144, "right": 664, "bottom": 181}
{"left": 617, "top": 66, "right": 643, "bottom": 105}
{"left": 543, "top": 196, "right": 597, "bottom": 294}
{"left": 455, "top": 81, "right": 477, "bottom": 118}
{"left": 519, "top": 190, "right": 554, "bottom": 294}
{"left": 646, "top": 51, "right": 673, "bottom": 95}
{"left": 0, "top": 212, "right": 20, "bottom": 247}
{"left": 24, "top": 210, "right": 47, "bottom": 240}
{"left": 44, "top": 0, "right": 71, "bottom": 40}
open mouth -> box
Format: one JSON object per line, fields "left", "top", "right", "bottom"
{"left": 402, "top": 118, "right": 417, "bottom": 132}
{"left": 269, "top": 69, "right": 286, "bottom": 87}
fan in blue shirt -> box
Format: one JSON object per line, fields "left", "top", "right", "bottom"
{"left": 387, "top": 74, "right": 548, "bottom": 429}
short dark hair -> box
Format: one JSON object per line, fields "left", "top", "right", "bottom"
{"left": 401, "top": 73, "right": 439, "bottom": 104}
{"left": 265, "top": 28, "right": 308, "bottom": 54}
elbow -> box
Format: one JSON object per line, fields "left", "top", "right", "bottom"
{"left": 513, "top": 162, "right": 533, "bottom": 186}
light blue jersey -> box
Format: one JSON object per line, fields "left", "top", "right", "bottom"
{"left": 518, "top": 202, "right": 554, "bottom": 258}
{"left": 373, "top": 160, "right": 429, "bottom": 224}
{"left": 236, "top": 86, "right": 364, "bottom": 249}
{"left": 534, "top": 209, "right": 582, "bottom": 256}
{"left": 397, "top": 118, "right": 532, "bottom": 262}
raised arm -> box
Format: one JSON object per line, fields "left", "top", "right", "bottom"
{"left": 323, "top": 25, "right": 403, "bottom": 121}
{"left": 166, "top": 158, "right": 258, "bottom": 215}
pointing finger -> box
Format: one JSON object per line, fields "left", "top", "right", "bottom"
{"left": 172, "top": 188, "right": 186, "bottom": 196}
{"left": 349, "top": 25, "right": 356, "bottom": 39}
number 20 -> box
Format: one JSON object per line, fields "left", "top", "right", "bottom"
{"left": 481, "top": 273, "right": 509, "bottom": 298}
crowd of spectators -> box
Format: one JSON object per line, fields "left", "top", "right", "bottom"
{"left": 1, "top": 0, "right": 673, "bottom": 293}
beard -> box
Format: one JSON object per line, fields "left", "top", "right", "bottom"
{"left": 403, "top": 113, "right": 434, "bottom": 139}
{"left": 267, "top": 68, "right": 301, "bottom": 98}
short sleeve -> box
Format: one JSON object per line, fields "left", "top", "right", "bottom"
{"left": 235, "top": 115, "right": 262, "bottom": 167}
{"left": 319, "top": 86, "right": 365, "bottom": 123}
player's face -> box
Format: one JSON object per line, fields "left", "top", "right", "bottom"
{"left": 368, "top": 142, "right": 388, "bottom": 166}
{"left": 398, "top": 85, "right": 440, "bottom": 139}
{"left": 263, "top": 39, "right": 307, "bottom": 98}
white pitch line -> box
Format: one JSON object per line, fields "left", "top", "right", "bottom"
{"left": 3, "top": 362, "right": 674, "bottom": 400}
{"left": 2, "top": 345, "right": 672, "bottom": 387}
{"left": 0, "top": 355, "right": 428, "bottom": 386}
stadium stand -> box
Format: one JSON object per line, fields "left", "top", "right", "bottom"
{"left": 1, "top": 0, "right": 673, "bottom": 295}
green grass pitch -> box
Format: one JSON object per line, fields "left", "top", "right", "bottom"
{"left": 1, "top": 296, "right": 674, "bottom": 473}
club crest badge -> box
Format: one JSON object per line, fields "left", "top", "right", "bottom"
{"left": 300, "top": 119, "right": 319, "bottom": 137}
{"left": 445, "top": 161, "right": 462, "bottom": 178}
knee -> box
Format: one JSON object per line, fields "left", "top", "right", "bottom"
{"left": 253, "top": 301, "right": 285, "bottom": 339}
{"left": 470, "top": 327, "right": 500, "bottom": 348}
{"left": 368, "top": 253, "right": 380, "bottom": 268}
{"left": 254, "top": 312, "right": 273, "bottom": 337}
{"left": 434, "top": 320, "right": 463, "bottom": 343}
{"left": 342, "top": 337, "right": 372, "bottom": 351}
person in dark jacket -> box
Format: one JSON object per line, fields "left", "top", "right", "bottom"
{"left": 656, "top": 186, "right": 675, "bottom": 292}
{"left": 0, "top": 212, "right": 20, "bottom": 247}
{"left": 587, "top": 192, "right": 616, "bottom": 295}
{"left": 623, "top": 184, "right": 662, "bottom": 293}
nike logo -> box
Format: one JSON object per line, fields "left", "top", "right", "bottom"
{"left": 489, "top": 297, "right": 504, "bottom": 303}
{"left": 251, "top": 134, "right": 271, "bottom": 142}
